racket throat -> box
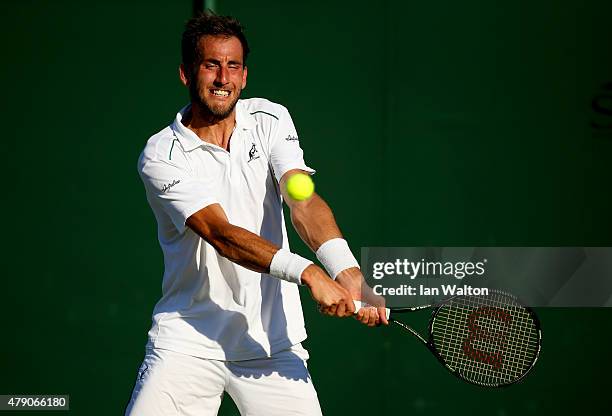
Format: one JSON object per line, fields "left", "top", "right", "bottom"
{"left": 391, "top": 319, "right": 428, "bottom": 345}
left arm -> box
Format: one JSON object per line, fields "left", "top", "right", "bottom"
{"left": 280, "top": 169, "right": 388, "bottom": 326}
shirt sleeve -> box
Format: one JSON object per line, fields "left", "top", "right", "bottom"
{"left": 269, "top": 105, "right": 316, "bottom": 183}
{"left": 138, "top": 158, "right": 218, "bottom": 234}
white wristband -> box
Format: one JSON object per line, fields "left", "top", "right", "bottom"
{"left": 315, "top": 238, "right": 360, "bottom": 280}
{"left": 269, "top": 249, "right": 313, "bottom": 285}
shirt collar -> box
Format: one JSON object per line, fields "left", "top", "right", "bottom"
{"left": 235, "top": 100, "right": 258, "bottom": 131}
{"left": 171, "top": 101, "right": 258, "bottom": 152}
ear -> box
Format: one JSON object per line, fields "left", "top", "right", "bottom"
{"left": 242, "top": 65, "right": 248, "bottom": 90}
{"left": 179, "top": 63, "right": 189, "bottom": 87}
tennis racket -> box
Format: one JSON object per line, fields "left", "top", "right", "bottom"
{"left": 354, "top": 289, "right": 541, "bottom": 387}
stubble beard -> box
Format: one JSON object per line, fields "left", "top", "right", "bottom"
{"left": 189, "top": 78, "right": 241, "bottom": 121}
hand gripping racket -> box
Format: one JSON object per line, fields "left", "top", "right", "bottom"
{"left": 354, "top": 290, "right": 541, "bottom": 387}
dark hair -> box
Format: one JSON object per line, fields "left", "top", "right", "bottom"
{"left": 181, "top": 12, "right": 250, "bottom": 75}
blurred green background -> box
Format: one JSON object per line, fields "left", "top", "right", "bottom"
{"left": 1, "top": 0, "right": 611, "bottom": 414}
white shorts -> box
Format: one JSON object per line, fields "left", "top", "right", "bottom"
{"left": 124, "top": 344, "right": 323, "bottom": 416}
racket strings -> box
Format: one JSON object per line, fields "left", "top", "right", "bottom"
{"left": 430, "top": 291, "right": 540, "bottom": 387}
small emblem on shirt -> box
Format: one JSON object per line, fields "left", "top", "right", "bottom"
{"left": 285, "top": 134, "right": 299, "bottom": 142}
{"left": 161, "top": 179, "right": 181, "bottom": 193}
{"left": 248, "top": 143, "right": 260, "bottom": 162}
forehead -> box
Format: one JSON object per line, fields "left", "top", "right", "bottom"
{"left": 198, "top": 35, "right": 244, "bottom": 61}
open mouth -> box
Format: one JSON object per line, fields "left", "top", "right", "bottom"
{"left": 210, "top": 89, "right": 230, "bottom": 97}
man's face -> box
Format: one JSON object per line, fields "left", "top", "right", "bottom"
{"left": 186, "top": 35, "right": 247, "bottom": 119}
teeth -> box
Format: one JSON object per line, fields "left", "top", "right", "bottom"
{"left": 212, "top": 90, "right": 229, "bottom": 97}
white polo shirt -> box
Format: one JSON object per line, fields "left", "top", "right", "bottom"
{"left": 137, "top": 98, "right": 315, "bottom": 361}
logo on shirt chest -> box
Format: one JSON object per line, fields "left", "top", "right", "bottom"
{"left": 247, "top": 143, "right": 260, "bottom": 163}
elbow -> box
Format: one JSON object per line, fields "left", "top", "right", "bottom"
{"left": 206, "top": 225, "right": 242, "bottom": 262}
{"left": 187, "top": 215, "right": 234, "bottom": 259}
{"left": 185, "top": 205, "right": 243, "bottom": 261}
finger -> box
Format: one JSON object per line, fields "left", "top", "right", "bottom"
{"left": 378, "top": 306, "right": 389, "bottom": 325}
{"left": 360, "top": 308, "right": 371, "bottom": 325}
{"left": 354, "top": 307, "right": 365, "bottom": 321}
{"left": 361, "top": 307, "right": 377, "bottom": 327}
{"left": 336, "top": 302, "right": 347, "bottom": 318}
{"left": 368, "top": 308, "right": 379, "bottom": 327}
{"left": 327, "top": 304, "right": 338, "bottom": 317}
{"left": 346, "top": 299, "right": 356, "bottom": 315}
{"left": 342, "top": 300, "right": 354, "bottom": 317}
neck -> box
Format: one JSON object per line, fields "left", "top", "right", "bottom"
{"left": 182, "top": 103, "right": 236, "bottom": 150}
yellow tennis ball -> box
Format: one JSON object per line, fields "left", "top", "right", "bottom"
{"left": 286, "top": 173, "right": 314, "bottom": 201}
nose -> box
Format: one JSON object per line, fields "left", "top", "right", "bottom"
{"left": 215, "top": 65, "right": 229, "bottom": 85}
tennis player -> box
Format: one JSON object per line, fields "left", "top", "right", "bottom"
{"left": 126, "top": 12, "right": 387, "bottom": 416}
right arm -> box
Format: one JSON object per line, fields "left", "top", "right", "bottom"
{"left": 185, "top": 203, "right": 355, "bottom": 317}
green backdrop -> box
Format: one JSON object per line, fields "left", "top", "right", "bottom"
{"left": 2, "top": 0, "right": 611, "bottom": 415}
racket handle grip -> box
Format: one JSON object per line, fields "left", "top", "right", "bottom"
{"left": 353, "top": 300, "right": 391, "bottom": 320}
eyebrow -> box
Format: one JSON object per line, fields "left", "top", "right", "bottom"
{"left": 203, "top": 58, "right": 243, "bottom": 65}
